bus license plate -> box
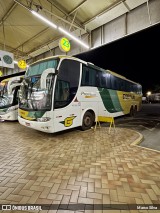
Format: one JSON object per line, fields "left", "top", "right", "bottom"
{"left": 25, "top": 122, "right": 30, "bottom": 127}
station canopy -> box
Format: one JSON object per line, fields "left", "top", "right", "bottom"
{"left": 0, "top": 0, "right": 147, "bottom": 61}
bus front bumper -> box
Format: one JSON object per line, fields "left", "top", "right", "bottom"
{"left": 18, "top": 116, "right": 54, "bottom": 133}
{"left": 0, "top": 110, "right": 18, "bottom": 121}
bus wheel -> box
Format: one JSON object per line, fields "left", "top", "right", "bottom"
{"left": 81, "top": 111, "right": 94, "bottom": 131}
{"left": 129, "top": 106, "right": 134, "bottom": 117}
{"left": 134, "top": 106, "right": 137, "bottom": 116}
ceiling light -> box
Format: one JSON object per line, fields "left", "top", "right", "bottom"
{"left": 31, "top": 10, "right": 57, "bottom": 29}
{"left": 58, "top": 27, "right": 89, "bottom": 49}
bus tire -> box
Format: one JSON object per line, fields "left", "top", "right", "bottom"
{"left": 81, "top": 111, "right": 94, "bottom": 131}
{"left": 129, "top": 106, "right": 134, "bottom": 117}
{"left": 134, "top": 106, "right": 137, "bottom": 116}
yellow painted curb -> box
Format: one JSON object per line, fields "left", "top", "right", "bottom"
{"left": 130, "top": 131, "right": 144, "bottom": 146}
{"left": 130, "top": 130, "right": 160, "bottom": 153}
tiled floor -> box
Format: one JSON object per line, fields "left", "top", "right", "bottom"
{"left": 0, "top": 122, "right": 160, "bottom": 213}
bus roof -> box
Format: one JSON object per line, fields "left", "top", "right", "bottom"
{"left": 27, "top": 55, "right": 141, "bottom": 86}
{"left": 28, "top": 55, "right": 88, "bottom": 67}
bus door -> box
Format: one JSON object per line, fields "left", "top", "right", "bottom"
{"left": 53, "top": 80, "right": 81, "bottom": 132}
{"left": 53, "top": 59, "right": 81, "bottom": 132}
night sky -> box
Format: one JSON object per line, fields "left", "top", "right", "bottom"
{"left": 75, "top": 23, "right": 160, "bottom": 95}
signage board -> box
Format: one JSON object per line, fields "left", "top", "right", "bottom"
{"left": 59, "top": 37, "right": 70, "bottom": 52}
{"left": 0, "top": 50, "right": 14, "bottom": 68}
{"left": 18, "top": 60, "right": 27, "bottom": 69}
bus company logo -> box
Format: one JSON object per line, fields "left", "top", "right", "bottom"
{"left": 123, "top": 94, "right": 135, "bottom": 100}
{"left": 60, "top": 116, "right": 76, "bottom": 127}
{"left": 81, "top": 92, "right": 96, "bottom": 98}
{"left": 3, "top": 55, "right": 13, "bottom": 64}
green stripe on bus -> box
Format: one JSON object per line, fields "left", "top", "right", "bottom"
{"left": 108, "top": 90, "right": 123, "bottom": 112}
{"left": 98, "top": 88, "right": 122, "bottom": 113}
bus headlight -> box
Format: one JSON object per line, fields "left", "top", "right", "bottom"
{"left": 37, "top": 117, "right": 51, "bottom": 122}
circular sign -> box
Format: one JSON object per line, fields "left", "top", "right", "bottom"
{"left": 0, "top": 71, "right": 3, "bottom": 77}
{"left": 18, "top": 60, "right": 27, "bottom": 69}
{"left": 59, "top": 37, "right": 70, "bottom": 52}
{"left": 3, "top": 55, "right": 13, "bottom": 64}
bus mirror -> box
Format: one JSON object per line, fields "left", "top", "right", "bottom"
{"left": 7, "top": 76, "right": 22, "bottom": 95}
{"left": 8, "top": 83, "right": 21, "bottom": 95}
{"left": 40, "top": 68, "right": 55, "bottom": 89}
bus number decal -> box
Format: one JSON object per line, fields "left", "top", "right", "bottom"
{"left": 60, "top": 116, "right": 76, "bottom": 127}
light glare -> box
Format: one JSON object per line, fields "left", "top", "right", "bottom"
{"left": 31, "top": 11, "right": 57, "bottom": 29}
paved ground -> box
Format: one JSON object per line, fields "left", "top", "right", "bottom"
{"left": 114, "top": 104, "right": 160, "bottom": 151}
{"left": 0, "top": 122, "right": 160, "bottom": 212}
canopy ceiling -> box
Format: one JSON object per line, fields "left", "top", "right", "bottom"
{"left": 0, "top": 0, "right": 146, "bottom": 60}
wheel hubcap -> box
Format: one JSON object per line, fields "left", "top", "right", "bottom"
{"left": 84, "top": 116, "right": 91, "bottom": 126}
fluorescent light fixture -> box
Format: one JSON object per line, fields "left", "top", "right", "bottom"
{"left": 58, "top": 27, "right": 89, "bottom": 49}
{"left": 31, "top": 10, "right": 57, "bottom": 29}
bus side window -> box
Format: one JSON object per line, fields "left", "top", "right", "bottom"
{"left": 98, "top": 72, "right": 106, "bottom": 87}
{"left": 13, "top": 86, "right": 20, "bottom": 105}
{"left": 120, "top": 79, "right": 125, "bottom": 91}
{"left": 54, "top": 80, "right": 70, "bottom": 108}
{"left": 81, "top": 66, "right": 89, "bottom": 86}
{"left": 89, "top": 68, "right": 96, "bottom": 86}
{"left": 81, "top": 66, "right": 96, "bottom": 86}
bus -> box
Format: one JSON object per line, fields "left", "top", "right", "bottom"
{"left": 18, "top": 56, "right": 142, "bottom": 133}
{"left": 148, "top": 93, "right": 160, "bottom": 103}
{"left": 0, "top": 75, "right": 24, "bottom": 121}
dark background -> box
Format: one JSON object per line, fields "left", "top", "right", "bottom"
{"left": 76, "top": 23, "right": 160, "bottom": 95}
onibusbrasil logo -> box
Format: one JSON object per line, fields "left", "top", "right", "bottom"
{"left": 3, "top": 55, "right": 13, "bottom": 64}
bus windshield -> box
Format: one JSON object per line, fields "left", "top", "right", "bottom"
{"left": 0, "top": 81, "right": 13, "bottom": 108}
{"left": 26, "top": 59, "right": 58, "bottom": 77}
{"left": 19, "top": 74, "right": 54, "bottom": 111}
{"left": 0, "top": 81, "right": 8, "bottom": 97}
{"left": 19, "top": 58, "right": 58, "bottom": 111}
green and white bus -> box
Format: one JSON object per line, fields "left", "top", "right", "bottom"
{"left": 18, "top": 56, "right": 142, "bottom": 133}
{"left": 0, "top": 75, "right": 24, "bottom": 121}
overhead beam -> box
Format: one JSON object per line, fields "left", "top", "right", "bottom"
{"left": 42, "top": 8, "right": 85, "bottom": 32}
{"left": 0, "top": 2, "right": 17, "bottom": 25}
{"left": 0, "top": 42, "right": 27, "bottom": 57}
{"left": 26, "top": 35, "right": 61, "bottom": 55}
{"left": 83, "top": 0, "right": 125, "bottom": 25}
{"left": 13, "top": 0, "right": 30, "bottom": 11}
{"left": 46, "top": 0, "right": 87, "bottom": 32}
{"left": 68, "top": 0, "right": 88, "bottom": 16}
{"left": 122, "top": 1, "right": 130, "bottom": 11}
{"left": 12, "top": 27, "right": 50, "bottom": 52}
{"left": 46, "top": 0, "right": 68, "bottom": 16}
